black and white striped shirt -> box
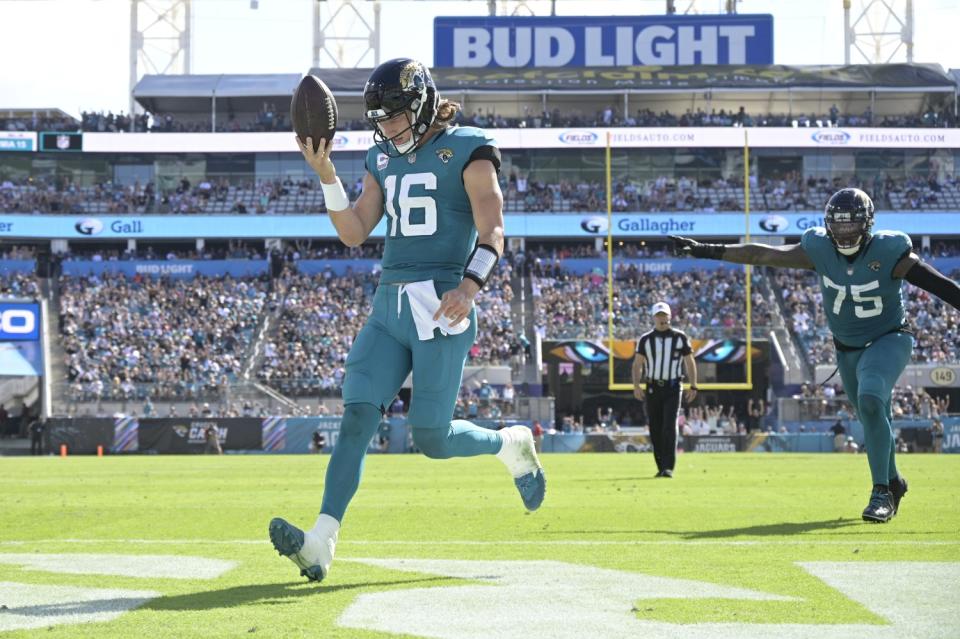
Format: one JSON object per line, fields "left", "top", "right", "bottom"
{"left": 636, "top": 328, "right": 693, "bottom": 383}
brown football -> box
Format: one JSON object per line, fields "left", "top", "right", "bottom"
{"left": 291, "top": 75, "right": 338, "bottom": 152}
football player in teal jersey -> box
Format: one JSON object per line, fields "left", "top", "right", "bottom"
{"left": 671, "top": 188, "right": 960, "bottom": 523}
{"left": 269, "top": 58, "right": 546, "bottom": 582}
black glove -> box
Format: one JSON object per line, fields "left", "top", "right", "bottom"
{"left": 669, "top": 235, "right": 725, "bottom": 260}
{"left": 670, "top": 235, "right": 698, "bottom": 256}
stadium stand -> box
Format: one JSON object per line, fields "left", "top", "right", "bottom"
{"left": 58, "top": 273, "right": 274, "bottom": 402}
{"left": 532, "top": 262, "right": 772, "bottom": 340}
{"left": 257, "top": 263, "right": 522, "bottom": 397}
{"left": 3, "top": 104, "right": 956, "bottom": 133}
{"left": 4, "top": 173, "right": 960, "bottom": 215}
{"left": 0, "top": 272, "right": 39, "bottom": 299}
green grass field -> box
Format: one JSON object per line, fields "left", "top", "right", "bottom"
{"left": 1, "top": 453, "right": 958, "bottom": 638}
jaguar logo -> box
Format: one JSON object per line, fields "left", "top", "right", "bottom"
{"left": 399, "top": 61, "right": 424, "bottom": 91}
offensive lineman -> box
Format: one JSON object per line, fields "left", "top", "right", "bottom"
{"left": 672, "top": 188, "right": 960, "bottom": 522}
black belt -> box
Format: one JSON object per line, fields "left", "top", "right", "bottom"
{"left": 834, "top": 324, "right": 913, "bottom": 353}
{"left": 647, "top": 379, "right": 680, "bottom": 389}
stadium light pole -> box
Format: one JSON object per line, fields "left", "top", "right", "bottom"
{"left": 314, "top": 0, "right": 381, "bottom": 69}
{"left": 129, "top": 0, "right": 192, "bottom": 117}
{"left": 843, "top": 0, "right": 915, "bottom": 64}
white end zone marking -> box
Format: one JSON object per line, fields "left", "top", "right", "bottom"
{"left": 0, "top": 554, "right": 236, "bottom": 579}
{"left": 338, "top": 559, "right": 960, "bottom": 639}
{"left": 0, "top": 582, "right": 158, "bottom": 633}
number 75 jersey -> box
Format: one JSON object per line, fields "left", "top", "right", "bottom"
{"left": 801, "top": 227, "right": 911, "bottom": 348}
{"left": 365, "top": 126, "right": 498, "bottom": 285}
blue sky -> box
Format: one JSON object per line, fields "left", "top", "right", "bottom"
{"left": 0, "top": 0, "right": 957, "bottom": 116}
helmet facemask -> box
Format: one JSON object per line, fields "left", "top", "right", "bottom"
{"left": 826, "top": 216, "right": 870, "bottom": 255}
{"left": 824, "top": 188, "right": 875, "bottom": 256}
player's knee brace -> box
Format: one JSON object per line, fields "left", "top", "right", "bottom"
{"left": 412, "top": 428, "right": 454, "bottom": 460}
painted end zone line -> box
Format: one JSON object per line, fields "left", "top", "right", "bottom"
{"left": 1, "top": 539, "right": 958, "bottom": 547}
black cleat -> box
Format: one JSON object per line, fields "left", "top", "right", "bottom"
{"left": 889, "top": 475, "right": 908, "bottom": 515}
{"left": 661, "top": 469, "right": 673, "bottom": 478}
{"left": 862, "top": 484, "right": 895, "bottom": 523}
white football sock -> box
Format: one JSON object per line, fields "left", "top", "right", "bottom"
{"left": 495, "top": 426, "right": 540, "bottom": 478}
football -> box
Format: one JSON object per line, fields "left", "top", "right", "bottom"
{"left": 290, "top": 74, "right": 338, "bottom": 153}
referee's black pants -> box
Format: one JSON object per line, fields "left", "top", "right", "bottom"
{"left": 646, "top": 384, "right": 681, "bottom": 472}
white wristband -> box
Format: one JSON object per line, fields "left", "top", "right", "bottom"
{"left": 321, "top": 177, "right": 350, "bottom": 212}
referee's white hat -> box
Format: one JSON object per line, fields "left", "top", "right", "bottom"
{"left": 651, "top": 301, "right": 671, "bottom": 316}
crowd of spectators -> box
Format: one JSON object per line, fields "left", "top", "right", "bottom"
{"left": 257, "top": 265, "right": 523, "bottom": 397}
{"left": 257, "top": 270, "right": 376, "bottom": 397}
{"left": 6, "top": 171, "right": 960, "bottom": 215}
{"left": 0, "top": 271, "right": 39, "bottom": 299}
{"left": 59, "top": 272, "right": 274, "bottom": 402}
{"left": 38, "top": 241, "right": 382, "bottom": 263}
{"left": 458, "top": 104, "right": 958, "bottom": 129}
{"left": 790, "top": 380, "right": 953, "bottom": 422}
{"left": 532, "top": 262, "right": 771, "bottom": 340}
{"left": 3, "top": 101, "right": 956, "bottom": 135}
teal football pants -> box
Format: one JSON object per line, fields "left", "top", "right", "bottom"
{"left": 320, "top": 282, "right": 503, "bottom": 522}
{"left": 836, "top": 331, "right": 913, "bottom": 486}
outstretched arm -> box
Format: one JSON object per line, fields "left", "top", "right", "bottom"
{"left": 670, "top": 235, "right": 815, "bottom": 270}
{"left": 894, "top": 252, "right": 960, "bottom": 311}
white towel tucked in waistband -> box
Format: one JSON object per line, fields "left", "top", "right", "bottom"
{"left": 399, "top": 280, "right": 471, "bottom": 341}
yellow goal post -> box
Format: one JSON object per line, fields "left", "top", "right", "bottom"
{"left": 607, "top": 131, "right": 754, "bottom": 392}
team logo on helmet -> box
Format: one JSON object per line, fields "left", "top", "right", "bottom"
{"left": 399, "top": 61, "right": 424, "bottom": 92}
{"left": 436, "top": 148, "right": 454, "bottom": 164}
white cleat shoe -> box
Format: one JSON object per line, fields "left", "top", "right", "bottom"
{"left": 269, "top": 514, "right": 339, "bottom": 582}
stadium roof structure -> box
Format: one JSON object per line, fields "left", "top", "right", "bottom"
{"left": 0, "top": 108, "right": 77, "bottom": 121}
{"left": 130, "top": 64, "right": 956, "bottom": 125}
{"left": 133, "top": 73, "right": 302, "bottom": 114}
{"left": 950, "top": 68, "right": 960, "bottom": 88}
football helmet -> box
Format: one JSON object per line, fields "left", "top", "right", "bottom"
{"left": 824, "top": 188, "right": 875, "bottom": 255}
{"left": 363, "top": 58, "right": 438, "bottom": 157}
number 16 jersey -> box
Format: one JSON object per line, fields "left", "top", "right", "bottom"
{"left": 800, "top": 227, "right": 911, "bottom": 348}
{"left": 364, "top": 125, "right": 498, "bottom": 285}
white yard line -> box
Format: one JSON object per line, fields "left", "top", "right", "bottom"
{"left": 1, "top": 538, "right": 958, "bottom": 547}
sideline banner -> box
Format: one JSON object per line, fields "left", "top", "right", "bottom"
{"left": 4, "top": 211, "right": 960, "bottom": 239}
{"left": 76, "top": 126, "right": 960, "bottom": 153}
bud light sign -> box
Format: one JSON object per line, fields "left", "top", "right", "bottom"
{"left": 0, "top": 302, "right": 40, "bottom": 341}
{"left": 434, "top": 15, "right": 773, "bottom": 68}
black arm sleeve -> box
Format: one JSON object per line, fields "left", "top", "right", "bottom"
{"left": 679, "top": 333, "right": 693, "bottom": 356}
{"left": 463, "top": 145, "right": 502, "bottom": 176}
{"left": 905, "top": 261, "right": 960, "bottom": 311}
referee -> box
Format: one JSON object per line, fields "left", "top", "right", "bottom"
{"left": 632, "top": 302, "right": 698, "bottom": 478}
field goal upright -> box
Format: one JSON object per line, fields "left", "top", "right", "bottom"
{"left": 606, "top": 131, "right": 754, "bottom": 392}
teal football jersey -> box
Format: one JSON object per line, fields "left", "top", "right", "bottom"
{"left": 365, "top": 126, "right": 497, "bottom": 285}
{"left": 800, "top": 227, "right": 912, "bottom": 348}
